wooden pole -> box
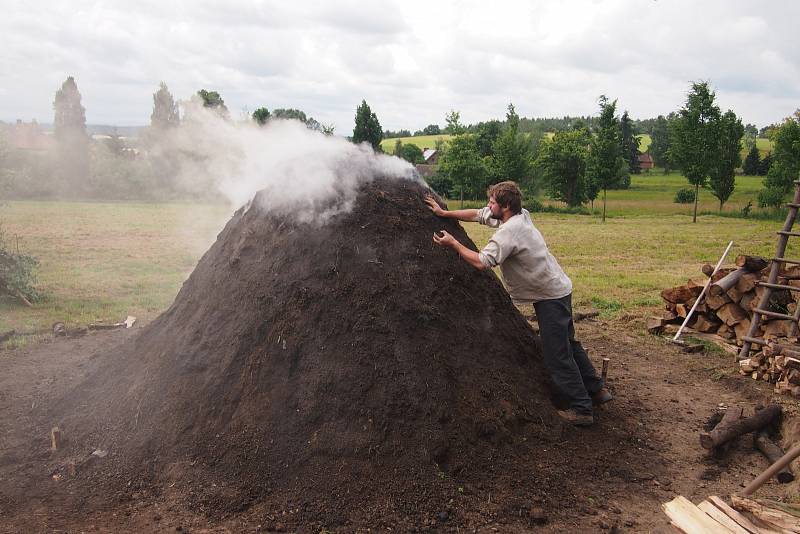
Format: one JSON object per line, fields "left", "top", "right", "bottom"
{"left": 601, "top": 358, "right": 610, "bottom": 381}
{"left": 673, "top": 241, "right": 734, "bottom": 342}
{"left": 742, "top": 443, "right": 800, "bottom": 496}
{"left": 699, "top": 404, "right": 782, "bottom": 450}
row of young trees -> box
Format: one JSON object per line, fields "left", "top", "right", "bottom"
{"left": 426, "top": 100, "right": 643, "bottom": 221}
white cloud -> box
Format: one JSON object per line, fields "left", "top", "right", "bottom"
{"left": 0, "top": 0, "right": 798, "bottom": 130}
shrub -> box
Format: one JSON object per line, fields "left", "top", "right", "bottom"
{"left": 674, "top": 188, "right": 696, "bottom": 204}
{"left": 758, "top": 186, "right": 785, "bottom": 208}
{"left": 0, "top": 229, "right": 39, "bottom": 305}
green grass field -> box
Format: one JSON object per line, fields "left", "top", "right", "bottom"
{"left": 381, "top": 132, "right": 771, "bottom": 160}
{"left": 1, "top": 170, "right": 793, "bottom": 342}
{"left": 380, "top": 134, "right": 452, "bottom": 153}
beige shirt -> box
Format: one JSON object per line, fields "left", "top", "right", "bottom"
{"left": 475, "top": 207, "right": 572, "bottom": 303}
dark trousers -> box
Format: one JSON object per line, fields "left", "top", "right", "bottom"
{"left": 533, "top": 293, "right": 603, "bottom": 415}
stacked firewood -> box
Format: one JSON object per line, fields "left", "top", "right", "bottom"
{"left": 651, "top": 255, "right": 800, "bottom": 347}
{"left": 740, "top": 342, "right": 800, "bottom": 398}
{"left": 651, "top": 255, "right": 800, "bottom": 395}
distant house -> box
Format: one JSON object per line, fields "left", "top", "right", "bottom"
{"left": 638, "top": 153, "right": 654, "bottom": 170}
{"left": 9, "top": 120, "right": 54, "bottom": 151}
{"left": 422, "top": 148, "right": 439, "bottom": 164}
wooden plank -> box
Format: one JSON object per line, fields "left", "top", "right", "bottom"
{"left": 707, "top": 496, "right": 773, "bottom": 534}
{"left": 731, "top": 496, "right": 800, "bottom": 533}
{"left": 663, "top": 495, "right": 736, "bottom": 533}
{"left": 698, "top": 500, "right": 753, "bottom": 534}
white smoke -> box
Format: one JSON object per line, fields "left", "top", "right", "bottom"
{"left": 164, "top": 105, "right": 418, "bottom": 223}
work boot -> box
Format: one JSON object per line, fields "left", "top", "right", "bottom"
{"left": 592, "top": 388, "right": 613, "bottom": 406}
{"left": 556, "top": 409, "right": 594, "bottom": 427}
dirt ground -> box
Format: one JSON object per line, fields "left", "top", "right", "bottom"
{"left": 1, "top": 316, "right": 796, "bottom": 533}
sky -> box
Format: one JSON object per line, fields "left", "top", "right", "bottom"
{"left": 1, "top": 0, "right": 798, "bottom": 134}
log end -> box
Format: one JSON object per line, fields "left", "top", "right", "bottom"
{"left": 699, "top": 432, "right": 715, "bottom": 450}
{"left": 777, "top": 471, "right": 795, "bottom": 483}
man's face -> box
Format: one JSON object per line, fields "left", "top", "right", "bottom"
{"left": 488, "top": 196, "right": 503, "bottom": 218}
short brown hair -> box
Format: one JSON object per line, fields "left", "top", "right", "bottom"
{"left": 487, "top": 181, "right": 522, "bottom": 214}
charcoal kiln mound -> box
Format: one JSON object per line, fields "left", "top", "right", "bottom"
{"left": 41, "top": 176, "right": 577, "bottom": 527}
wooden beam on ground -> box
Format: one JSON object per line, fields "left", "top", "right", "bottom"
{"left": 700, "top": 405, "right": 783, "bottom": 450}
{"left": 730, "top": 496, "right": 800, "bottom": 533}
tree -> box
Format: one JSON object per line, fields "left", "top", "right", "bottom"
{"left": 422, "top": 124, "right": 441, "bottom": 135}
{"left": 444, "top": 110, "right": 465, "bottom": 135}
{"left": 150, "top": 82, "right": 180, "bottom": 129}
{"left": 489, "top": 104, "right": 534, "bottom": 191}
{"left": 708, "top": 110, "right": 744, "bottom": 210}
{"left": 669, "top": 81, "right": 722, "bottom": 222}
{"left": 649, "top": 115, "right": 672, "bottom": 173}
{"left": 743, "top": 123, "right": 758, "bottom": 149}
{"left": 764, "top": 111, "right": 800, "bottom": 194}
{"left": 196, "top": 89, "right": 229, "bottom": 118}
{"left": 759, "top": 152, "right": 772, "bottom": 176}
{"left": 352, "top": 100, "right": 383, "bottom": 151}
{"left": 436, "top": 134, "right": 486, "bottom": 207}
{"left": 535, "top": 128, "right": 590, "bottom": 207}
{"left": 587, "top": 96, "right": 624, "bottom": 221}
{"left": 743, "top": 144, "right": 761, "bottom": 175}
{"left": 620, "top": 111, "right": 641, "bottom": 175}
{"left": 54, "top": 76, "right": 87, "bottom": 141}
{"left": 53, "top": 76, "right": 89, "bottom": 194}
{"left": 252, "top": 107, "right": 271, "bottom": 125}
{"left": 395, "top": 142, "right": 424, "bottom": 164}
{"left": 474, "top": 120, "right": 503, "bottom": 158}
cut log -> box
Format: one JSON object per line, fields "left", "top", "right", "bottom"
{"left": 662, "top": 285, "right": 702, "bottom": 304}
{"left": 736, "top": 273, "right": 759, "bottom": 294}
{"left": 763, "top": 320, "right": 794, "bottom": 340}
{"left": 713, "top": 406, "right": 743, "bottom": 456}
{"left": 735, "top": 255, "right": 769, "bottom": 273}
{"left": 727, "top": 286, "right": 743, "bottom": 303}
{"left": 730, "top": 496, "right": 800, "bottom": 532}
{"left": 695, "top": 315, "right": 722, "bottom": 333}
{"left": 717, "top": 303, "right": 748, "bottom": 326}
{"left": 733, "top": 319, "right": 752, "bottom": 342}
{"left": 712, "top": 268, "right": 735, "bottom": 283}
{"left": 706, "top": 292, "right": 733, "bottom": 310}
{"left": 701, "top": 263, "right": 715, "bottom": 277}
{"left": 699, "top": 405, "right": 782, "bottom": 450}
{"left": 647, "top": 316, "right": 666, "bottom": 335}
{"left": 676, "top": 303, "right": 689, "bottom": 318}
{"left": 739, "top": 292, "right": 757, "bottom": 312}
{"left": 754, "top": 430, "right": 795, "bottom": 483}
{"left": 717, "top": 323, "right": 735, "bottom": 340}
{"left": 663, "top": 310, "right": 680, "bottom": 323}
{"left": 779, "top": 265, "right": 800, "bottom": 279}
{"left": 709, "top": 268, "right": 746, "bottom": 297}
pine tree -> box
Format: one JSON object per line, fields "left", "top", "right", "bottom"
{"left": 352, "top": 100, "right": 383, "bottom": 151}
{"left": 620, "top": 111, "right": 641, "bottom": 175}
{"left": 742, "top": 144, "right": 761, "bottom": 175}
{"left": 150, "top": 82, "right": 180, "bottom": 129}
{"left": 53, "top": 76, "right": 87, "bottom": 141}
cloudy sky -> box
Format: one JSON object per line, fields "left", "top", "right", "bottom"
{"left": 1, "top": 0, "right": 798, "bottom": 134}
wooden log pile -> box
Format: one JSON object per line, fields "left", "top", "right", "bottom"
{"left": 651, "top": 255, "right": 800, "bottom": 397}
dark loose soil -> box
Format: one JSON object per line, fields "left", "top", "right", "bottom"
{"left": 1, "top": 177, "right": 796, "bottom": 532}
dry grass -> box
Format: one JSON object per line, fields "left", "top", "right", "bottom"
{"left": 1, "top": 194, "right": 794, "bottom": 344}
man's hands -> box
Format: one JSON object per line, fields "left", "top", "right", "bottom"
{"left": 424, "top": 195, "right": 446, "bottom": 217}
{"left": 432, "top": 230, "right": 457, "bottom": 249}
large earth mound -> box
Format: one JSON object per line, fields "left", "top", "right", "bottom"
{"left": 28, "top": 176, "right": 599, "bottom": 529}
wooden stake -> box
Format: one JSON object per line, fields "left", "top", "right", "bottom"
{"left": 601, "top": 358, "right": 610, "bottom": 381}
{"left": 50, "top": 427, "right": 62, "bottom": 451}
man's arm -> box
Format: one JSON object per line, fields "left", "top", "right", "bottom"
{"left": 432, "top": 231, "right": 487, "bottom": 270}
{"left": 425, "top": 196, "right": 480, "bottom": 222}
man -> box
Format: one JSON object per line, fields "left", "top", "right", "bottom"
{"left": 425, "top": 181, "right": 611, "bottom": 426}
